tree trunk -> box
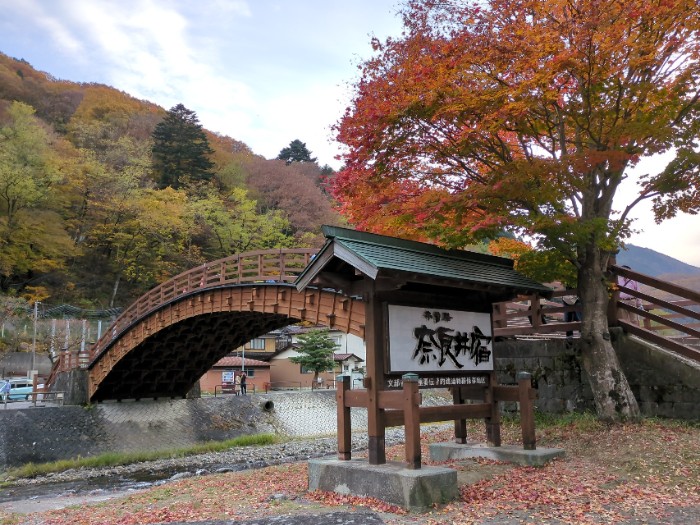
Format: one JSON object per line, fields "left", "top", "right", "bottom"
{"left": 578, "top": 249, "right": 640, "bottom": 421}
{"left": 109, "top": 274, "right": 121, "bottom": 309}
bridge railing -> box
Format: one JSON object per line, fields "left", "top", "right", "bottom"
{"left": 493, "top": 267, "right": 700, "bottom": 363}
{"left": 492, "top": 289, "right": 581, "bottom": 338}
{"left": 609, "top": 265, "right": 700, "bottom": 362}
{"left": 88, "top": 248, "right": 317, "bottom": 363}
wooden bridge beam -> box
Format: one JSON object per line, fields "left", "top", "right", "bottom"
{"left": 87, "top": 284, "right": 365, "bottom": 401}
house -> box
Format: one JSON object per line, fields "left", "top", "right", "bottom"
{"left": 268, "top": 325, "right": 365, "bottom": 389}
{"left": 199, "top": 324, "right": 365, "bottom": 391}
{"left": 199, "top": 355, "right": 270, "bottom": 394}
{"left": 333, "top": 353, "right": 365, "bottom": 388}
{"left": 237, "top": 331, "right": 288, "bottom": 361}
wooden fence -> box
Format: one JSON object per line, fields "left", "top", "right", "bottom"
{"left": 492, "top": 265, "right": 700, "bottom": 363}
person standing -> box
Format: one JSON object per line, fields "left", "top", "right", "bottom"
{"left": 240, "top": 372, "right": 247, "bottom": 395}
{"left": 562, "top": 290, "right": 581, "bottom": 340}
{"left": 617, "top": 265, "right": 642, "bottom": 326}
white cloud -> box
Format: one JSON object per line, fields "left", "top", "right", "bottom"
{"left": 1, "top": 0, "right": 84, "bottom": 56}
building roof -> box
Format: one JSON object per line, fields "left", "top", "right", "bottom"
{"left": 334, "top": 353, "right": 364, "bottom": 362}
{"left": 295, "top": 226, "right": 551, "bottom": 299}
{"left": 213, "top": 356, "right": 270, "bottom": 368}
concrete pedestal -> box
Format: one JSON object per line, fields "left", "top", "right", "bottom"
{"left": 307, "top": 458, "right": 458, "bottom": 511}
{"left": 429, "top": 442, "right": 565, "bottom": 466}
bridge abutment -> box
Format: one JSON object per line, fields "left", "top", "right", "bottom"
{"left": 51, "top": 369, "right": 89, "bottom": 406}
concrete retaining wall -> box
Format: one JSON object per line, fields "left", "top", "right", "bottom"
{"left": 1, "top": 333, "right": 698, "bottom": 470}
{"left": 0, "top": 395, "right": 279, "bottom": 469}
{"left": 0, "top": 390, "right": 454, "bottom": 470}
{"left": 0, "top": 352, "right": 52, "bottom": 378}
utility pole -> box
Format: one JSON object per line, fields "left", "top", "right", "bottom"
{"left": 31, "top": 301, "right": 39, "bottom": 373}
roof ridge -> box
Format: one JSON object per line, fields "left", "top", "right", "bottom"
{"left": 334, "top": 234, "right": 513, "bottom": 268}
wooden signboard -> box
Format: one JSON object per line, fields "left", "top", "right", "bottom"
{"left": 295, "top": 226, "right": 550, "bottom": 469}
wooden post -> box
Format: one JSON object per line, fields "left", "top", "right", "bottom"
{"left": 365, "top": 287, "right": 386, "bottom": 465}
{"left": 452, "top": 386, "right": 467, "bottom": 444}
{"left": 518, "top": 371, "right": 536, "bottom": 450}
{"left": 402, "top": 373, "right": 421, "bottom": 469}
{"left": 485, "top": 372, "right": 501, "bottom": 447}
{"left": 336, "top": 374, "right": 352, "bottom": 460}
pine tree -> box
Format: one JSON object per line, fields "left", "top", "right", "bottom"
{"left": 151, "top": 104, "right": 214, "bottom": 189}
{"left": 289, "top": 329, "right": 337, "bottom": 385}
{"left": 276, "top": 139, "right": 317, "bottom": 165}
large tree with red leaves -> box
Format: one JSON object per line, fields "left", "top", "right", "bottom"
{"left": 333, "top": 0, "right": 700, "bottom": 420}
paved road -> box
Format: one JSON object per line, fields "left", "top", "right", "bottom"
{"left": 1, "top": 399, "right": 58, "bottom": 410}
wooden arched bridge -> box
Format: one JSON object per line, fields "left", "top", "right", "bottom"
{"left": 47, "top": 247, "right": 700, "bottom": 403}
{"left": 49, "top": 249, "right": 370, "bottom": 401}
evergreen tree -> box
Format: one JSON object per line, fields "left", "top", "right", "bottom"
{"left": 276, "top": 139, "right": 317, "bottom": 165}
{"left": 151, "top": 104, "right": 214, "bottom": 189}
{"left": 289, "top": 329, "right": 337, "bottom": 385}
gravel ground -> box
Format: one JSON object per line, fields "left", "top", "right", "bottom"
{"left": 4, "top": 427, "right": 419, "bottom": 489}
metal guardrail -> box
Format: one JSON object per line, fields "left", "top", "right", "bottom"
{"left": 2, "top": 391, "right": 64, "bottom": 408}
{"left": 214, "top": 384, "right": 256, "bottom": 396}
{"left": 263, "top": 381, "right": 302, "bottom": 393}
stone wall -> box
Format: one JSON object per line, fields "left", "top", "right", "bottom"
{"left": 494, "top": 338, "right": 594, "bottom": 413}
{"left": 612, "top": 330, "right": 700, "bottom": 419}
{"left": 494, "top": 328, "right": 700, "bottom": 419}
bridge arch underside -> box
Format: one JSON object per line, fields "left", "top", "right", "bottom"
{"left": 88, "top": 285, "right": 365, "bottom": 401}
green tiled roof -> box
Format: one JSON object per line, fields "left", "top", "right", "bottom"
{"left": 297, "top": 226, "right": 551, "bottom": 295}
{"left": 336, "top": 237, "right": 548, "bottom": 291}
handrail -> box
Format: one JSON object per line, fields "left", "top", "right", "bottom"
{"left": 88, "top": 248, "right": 317, "bottom": 364}
{"left": 609, "top": 265, "right": 700, "bottom": 362}
{"left": 492, "top": 289, "right": 582, "bottom": 338}
{"left": 214, "top": 384, "right": 256, "bottom": 396}
{"left": 492, "top": 267, "right": 700, "bottom": 363}
{"left": 263, "top": 381, "right": 302, "bottom": 393}
{"left": 44, "top": 248, "right": 317, "bottom": 387}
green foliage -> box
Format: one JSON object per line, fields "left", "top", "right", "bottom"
{"left": 189, "top": 185, "right": 294, "bottom": 258}
{"left": 532, "top": 410, "right": 603, "bottom": 432}
{"left": 289, "top": 329, "right": 338, "bottom": 381}
{"left": 152, "top": 103, "right": 214, "bottom": 189}
{"left": 276, "top": 139, "right": 317, "bottom": 165}
{"left": 0, "top": 102, "right": 73, "bottom": 291}
{"left": 0, "top": 55, "right": 339, "bottom": 305}
{"left": 515, "top": 249, "right": 578, "bottom": 288}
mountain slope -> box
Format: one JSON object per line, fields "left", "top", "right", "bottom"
{"left": 616, "top": 244, "right": 700, "bottom": 277}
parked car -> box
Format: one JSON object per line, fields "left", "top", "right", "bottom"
{"left": 0, "top": 378, "right": 34, "bottom": 401}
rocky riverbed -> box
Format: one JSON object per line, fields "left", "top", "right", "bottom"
{"left": 1, "top": 427, "right": 423, "bottom": 501}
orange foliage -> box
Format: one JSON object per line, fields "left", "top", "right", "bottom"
{"left": 332, "top": 0, "right": 700, "bottom": 254}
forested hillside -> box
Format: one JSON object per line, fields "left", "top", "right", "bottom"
{"left": 0, "top": 52, "right": 341, "bottom": 310}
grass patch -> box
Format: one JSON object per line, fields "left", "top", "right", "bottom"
{"left": 1, "top": 433, "right": 279, "bottom": 481}
{"left": 533, "top": 410, "right": 603, "bottom": 432}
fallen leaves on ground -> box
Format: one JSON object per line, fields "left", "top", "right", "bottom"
{"left": 10, "top": 419, "right": 700, "bottom": 525}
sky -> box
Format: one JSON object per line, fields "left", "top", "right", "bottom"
{"left": 0, "top": 0, "right": 698, "bottom": 267}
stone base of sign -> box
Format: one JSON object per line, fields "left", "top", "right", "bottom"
{"left": 307, "top": 457, "right": 458, "bottom": 511}
{"left": 429, "top": 442, "right": 565, "bottom": 467}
